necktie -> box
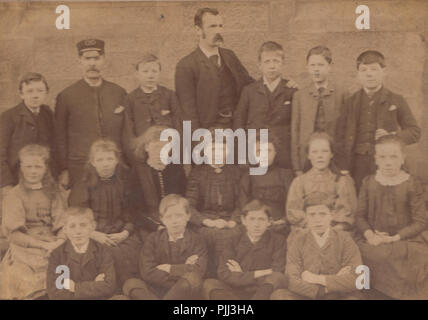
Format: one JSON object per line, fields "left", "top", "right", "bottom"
{"left": 209, "top": 54, "right": 220, "bottom": 68}
{"left": 314, "top": 87, "right": 326, "bottom": 132}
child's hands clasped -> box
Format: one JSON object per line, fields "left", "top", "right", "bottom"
{"left": 91, "top": 231, "right": 116, "bottom": 247}
{"left": 108, "top": 230, "right": 129, "bottom": 245}
{"left": 226, "top": 259, "right": 243, "bottom": 273}
{"left": 95, "top": 273, "right": 105, "bottom": 282}
{"left": 365, "top": 229, "right": 400, "bottom": 246}
{"left": 156, "top": 264, "right": 171, "bottom": 273}
{"left": 185, "top": 254, "right": 199, "bottom": 265}
{"left": 203, "top": 218, "right": 235, "bottom": 229}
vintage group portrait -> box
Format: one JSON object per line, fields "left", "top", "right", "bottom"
{"left": 0, "top": 0, "right": 428, "bottom": 301}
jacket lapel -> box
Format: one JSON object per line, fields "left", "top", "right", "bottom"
{"left": 18, "top": 102, "right": 36, "bottom": 127}
{"left": 159, "top": 229, "right": 172, "bottom": 263}
{"left": 376, "top": 87, "right": 391, "bottom": 129}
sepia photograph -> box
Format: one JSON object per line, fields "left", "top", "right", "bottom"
{"left": 0, "top": 0, "right": 428, "bottom": 306}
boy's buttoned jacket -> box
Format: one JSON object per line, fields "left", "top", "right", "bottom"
{"left": 0, "top": 102, "right": 56, "bottom": 187}
{"left": 140, "top": 228, "right": 208, "bottom": 289}
{"left": 233, "top": 78, "right": 297, "bottom": 168}
{"left": 126, "top": 85, "right": 182, "bottom": 137}
{"left": 175, "top": 47, "right": 253, "bottom": 129}
{"left": 291, "top": 82, "right": 347, "bottom": 172}
{"left": 47, "top": 239, "right": 117, "bottom": 299}
{"left": 286, "top": 229, "right": 362, "bottom": 299}
{"left": 233, "top": 78, "right": 296, "bottom": 131}
{"left": 218, "top": 229, "right": 287, "bottom": 288}
{"left": 335, "top": 87, "right": 421, "bottom": 171}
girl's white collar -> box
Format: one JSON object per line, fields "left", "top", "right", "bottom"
{"left": 374, "top": 170, "right": 409, "bottom": 186}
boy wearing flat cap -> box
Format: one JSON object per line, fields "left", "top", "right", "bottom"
{"left": 55, "top": 39, "right": 133, "bottom": 188}
{"left": 335, "top": 50, "right": 421, "bottom": 190}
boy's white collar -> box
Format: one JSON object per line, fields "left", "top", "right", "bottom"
{"left": 168, "top": 231, "right": 184, "bottom": 242}
{"left": 263, "top": 76, "right": 281, "bottom": 93}
{"left": 71, "top": 240, "right": 90, "bottom": 254}
{"left": 375, "top": 170, "right": 409, "bottom": 186}
{"left": 363, "top": 85, "right": 382, "bottom": 96}
{"left": 311, "top": 228, "right": 330, "bottom": 248}
{"left": 141, "top": 85, "right": 158, "bottom": 94}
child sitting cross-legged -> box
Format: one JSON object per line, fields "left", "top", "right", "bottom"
{"left": 122, "top": 194, "right": 207, "bottom": 300}
{"left": 272, "top": 191, "right": 363, "bottom": 300}
{"left": 203, "top": 200, "right": 288, "bottom": 300}
{"left": 46, "top": 207, "right": 120, "bottom": 300}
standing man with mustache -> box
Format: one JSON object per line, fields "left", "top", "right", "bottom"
{"left": 55, "top": 39, "right": 131, "bottom": 188}
{"left": 175, "top": 7, "right": 253, "bottom": 130}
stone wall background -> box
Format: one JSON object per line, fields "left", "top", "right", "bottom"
{"left": 0, "top": 0, "right": 427, "bottom": 180}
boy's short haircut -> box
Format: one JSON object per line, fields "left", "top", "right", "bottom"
{"left": 89, "top": 139, "right": 121, "bottom": 163}
{"left": 356, "top": 50, "right": 385, "bottom": 69}
{"left": 159, "top": 194, "right": 190, "bottom": 218}
{"left": 303, "top": 192, "right": 334, "bottom": 211}
{"left": 194, "top": 7, "right": 219, "bottom": 28}
{"left": 242, "top": 199, "right": 272, "bottom": 218}
{"left": 258, "top": 41, "right": 284, "bottom": 61}
{"left": 375, "top": 134, "right": 404, "bottom": 152}
{"left": 132, "top": 125, "right": 169, "bottom": 160}
{"left": 19, "top": 72, "right": 49, "bottom": 93}
{"left": 64, "top": 207, "right": 95, "bottom": 224}
{"left": 136, "top": 53, "right": 162, "bottom": 71}
{"left": 306, "top": 46, "right": 332, "bottom": 64}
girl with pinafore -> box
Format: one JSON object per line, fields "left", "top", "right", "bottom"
{"left": 0, "top": 144, "right": 67, "bottom": 299}
{"left": 356, "top": 135, "right": 428, "bottom": 299}
{"left": 286, "top": 132, "right": 357, "bottom": 243}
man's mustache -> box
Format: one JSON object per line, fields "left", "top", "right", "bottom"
{"left": 214, "top": 33, "right": 224, "bottom": 42}
{"left": 87, "top": 68, "right": 100, "bottom": 72}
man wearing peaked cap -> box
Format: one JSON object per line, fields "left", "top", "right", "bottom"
{"left": 76, "top": 38, "right": 105, "bottom": 55}
{"left": 55, "top": 38, "right": 133, "bottom": 188}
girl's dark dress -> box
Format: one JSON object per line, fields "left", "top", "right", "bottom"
{"left": 69, "top": 165, "right": 142, "bottom": 287}
{"left": 356, "top": 173, "right": 428, "bottom": 299}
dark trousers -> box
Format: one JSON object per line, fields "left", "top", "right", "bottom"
{"left": 110, "top": 233, "right": 142, "bottom": 287}
{"left": 271, "top": 288, "right": 363, "bottom": 300}
{"left": 351, "top": 153, "right": 377, "bottom": 191}
{"left": 123, "top": 272, "right": 202, "bottom": 300}
{"left": 203, "top": 272, "right": 287, "bottom": 300}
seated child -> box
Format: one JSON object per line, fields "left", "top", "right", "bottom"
{"left": 0, "top": 72, "right": 57, "bottom": 192}
{"left": 335, "top": 50, "right": 421, "bottom": 190}
{"left": 355, "top": 135, "right": 428, "bottom": 299}
{"left": 203, "top": 200, "right": 287, "bottom": 300}
{"left": 186, "top": 137, "right": 242, "bottom": 256}
{"left": 68, "top": 139, "right": 141, "bottom": 287}
{"left": 132, "top": 125, "right": 187, "bottom": 232}
{"left": 123, "top": 194, "right": 207, "bottom": 300}
{"left": 46, "top": 207, "right": 118, "bottom": 300}
{"left": 0, "top": 144, "right": 67, "bottom": 299}
{"left": 240, "top": 134, "right": 294, "bottom": 235}
{"left": 126, "top": 53, "right": 182, "bottom": 138}
{"left": 272, "top": 191, "right": 363, "bottom": 300}
{"left": 287, "top": 132, "right": 357, "bottom": 242}
{"left": 291, "top": 45, "right": 348, "bottom": 175}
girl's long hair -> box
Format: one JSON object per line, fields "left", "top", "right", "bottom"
{"left": 304, "top": 131, "right": 340, "bottom": 174}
